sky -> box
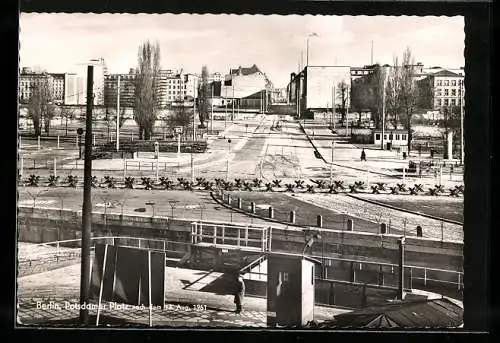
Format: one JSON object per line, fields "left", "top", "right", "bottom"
{"left": 19, "top": 14, "right": 465, "bottom": 88}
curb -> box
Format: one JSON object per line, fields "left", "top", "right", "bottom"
{"left": 345, "top": 193, "right": 463, "bottom": 226}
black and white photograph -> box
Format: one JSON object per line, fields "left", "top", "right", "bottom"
{"left": 16, "top": 13, "right": 468, "bottom": 329}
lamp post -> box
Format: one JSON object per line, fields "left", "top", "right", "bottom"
{"left": 330, "top": 141, "right": 335, "bottom": 184}
{"left": 460, "top": 80, "right": 464, "bottom": 165}
{"left": 306, "top": 33, "right": 318, "bottom": 67}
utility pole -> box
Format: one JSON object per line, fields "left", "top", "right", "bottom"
{"left": 460, "top": 81, "right": 464, "bottom": 165}
{"left": 398, "top": 237, "right": 406, "bottom": 300}
{"left": 382, "top": 69, "right": 387, "bottom": 150}
{"left": 116, "top": 75, "right": 120, "bottom": 151}
{"left": 225, "top": 86, "right": 228, "bottom": 128}
{"left": 79, "top": 65, "right": 94, "bottom": 325}
{"left": 193, "top": 81, "right": 196, "bottom": 141}
{"left": 211, "top": 83, "right": 214, "bottom": 134}
{"left": 332, "top": 85, "right": 335, "bottom": 129}
{"left": 232, "top": 83, "right": 235, "bottom": 121}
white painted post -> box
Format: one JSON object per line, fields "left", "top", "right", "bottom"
{"left": 93, "top": 133, "right": 96, "bottom": 146}
{"left": 177, "top": 133, "right": 181, "bottom": 159}
{"left": 57, "top": 135, "right": 60, "bottom": 149}
{"left": 53, "top": 157, "right": 57, "bottom": 178}
{"left": 20, "top": 154, "right": 24, "bottom": 179}
{"left": 156, "top": 158, "right": 159, "bottom": 183}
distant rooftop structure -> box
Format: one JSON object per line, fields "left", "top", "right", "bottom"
{"left": 230, "top": 64, "right": 263, "bottom": 76}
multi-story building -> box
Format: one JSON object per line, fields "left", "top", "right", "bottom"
{"left": 65, "top": 58, "right": 107, "bottom": 106}
{"left": 19, "top": 69, "right": 54, "bottom": 104}
{"left": 208, "top": 72, "right": 223, "bottom": 83}
{"left": 287, "top": 65, "right": 351, "bottom": 117}
{"left": 19, "top": 68, "right": 65, "bottom": 105}
{"left": 417, "top": 69, "right": 465, "bottom": 110}
{"left": 157, "top": 70, "right": 199, "bottom": 107}
{"left": 221, "top": 64, "right": 273, "bottom": 110}
{"left": 104, "top": 69, "right": 136, "bottom": 109}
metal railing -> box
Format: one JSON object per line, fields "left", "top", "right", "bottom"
{"left": 18, "top": 236, "right": 188, "bottom": 265}
{"left": 241, "top": 252, "right": 464, "bottom": 291}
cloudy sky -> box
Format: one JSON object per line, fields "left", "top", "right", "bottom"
{"left": 19, "top": 14, "right": 464, "bottom": 88}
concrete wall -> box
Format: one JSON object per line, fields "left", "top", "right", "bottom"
{"left": 17, "top": 207, "right": 462, "bottom": 270}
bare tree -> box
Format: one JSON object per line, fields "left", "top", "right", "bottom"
{"left": 350, "top": 64, "right": 388, "bottom": 129}
{"left": 399, "top": 47, "right": 419, "bottom": 153}
{"left": 27, "top": 74, "right": 54, "bottom": 136}
{"left": 385, "top": 56, "right": 401, "bottom": 129}
{"left": 134, "top": 40, "right": 161, "bottom": 140}
{"left": 59, "top": 106, "right": 75, "bottom": 136}
{"left": 198, "top": 66, "right": 210, "bottom": 128}
{"left": 336, "top": 80, "right": 349, "bottom": 123}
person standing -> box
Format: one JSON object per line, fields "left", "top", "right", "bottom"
{"left": 360, "top": 148, "right": 367, "bottom": 162}
{"left": 234, "top": 272, "right": 245, "bottom": 314}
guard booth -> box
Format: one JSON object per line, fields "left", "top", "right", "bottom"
{"left": 266, "top": 253, "right": 321, "bottom": 328}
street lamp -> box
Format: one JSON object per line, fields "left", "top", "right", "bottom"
{"left": 330, "top": 141, "right": 335, "bottom": 184}
{"left": 306, "top": 33, "right": 318, "bottom": 67}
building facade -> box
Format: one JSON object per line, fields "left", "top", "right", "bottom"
{"left": 157, "top": 70, "right": 199, "bottom": 107}
{"left": 420, "top": 69, "right": 465, "bottom": 109}
{"left": 221, "top": 64, "right": 272, "bottom": 110}
{"left": 287, "top": 66, "right": 351, "bottom": 117}
{"left": 19, "top": 68, "right": 65, "bottom": 105}
{"left": 104, "top": 69, "right": 136, "bottom": 109}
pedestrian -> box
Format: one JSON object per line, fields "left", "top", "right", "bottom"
{"left": 360, "top": 148, "right": 366, "bottom": 162}
{"left": 234, "top": 272, "right": 245, "bottom": 314}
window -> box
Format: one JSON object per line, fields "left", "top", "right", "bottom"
{"left": 402, "top": 134, "right": 407, "bottom": 140}
{"left": 389, "top": 134, "right": 393, "bottom": 140}
{"left": 436, "top": 80, "right": 442, "bottom": 86}
{"left": 444, "top": 99, "right": 449, "bottom": 106}
{"left": 451, "top": 99, "right": 456, "bottom": 106}
{"left": 437, "top": 99, "right": 442, "bottom": 106}
{"left": 384, "top": 134, "right": 387, "bottom": 140}
{"left": 451, "top": 80, "right": 456, "bottom": 86}
{"left": 396, "top": 134, "right": 400, "bottom": 140}
{"left": 444, "top": 80, "right": 449, "bottom": 86}
{"left": 375, "top": 133, "right": 381, "bottom": 140}
{"left": 444, "top": 89, "right": 449, "bottom": 96}
{"left": 451, "top": 89, "right": 456, "bottom": 96}
{"left": 435, "top": 89, "right": 442, "bottom": 96}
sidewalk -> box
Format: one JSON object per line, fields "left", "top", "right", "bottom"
{"left": 304, "top": 124, "right": 463, "bottom": 188}
{"left": 17, "top": 263, "right": 350, "bottom": 327}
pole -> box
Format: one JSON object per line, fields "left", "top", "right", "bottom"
{"left": 116, "top": 75, "right": 120, "bottom": 151}
{"left": 232, "top": 84, "right": 235, "bottom": 121}
{"left": 37, "top": 136, "right": 40, "bottom": 150}
{"left": 306, "top": 37, "right": 309, "bottom": 66}
{"left": 53, "top": 157, "right": 57, "bottom": 178}
{"left": 382, "top": 71, "right": 386, "bottom": 150}
{"left": 156, "top": 157, "right": 159, "bottom": 183}
{"left": 211, "top": 84, "right": 214, "bottom": 134}
{"left": 79, "top": 65, "right": 94, "bottom": 325}
{"left": 225, "top": 87, "right": 228, "bottom": 128}
{"left": 148, "top": 250, "right": 152, "bottom": 327}
{"left": 191, "top": 152, "right": 194, "bottom": 182}
{"left": 57, "top": 135, "right": 60, "bottom": 149}
{"left": 193, "top": 81, "right": 196, "bottom": 141}
{"left": 177, "top": 133, "right": 181, "bottom": 159}
{"left": 330, "top": 141, "right": 334, "bottom": 184}
{"left": 398, "top": 238, "right": 405, "bottom": 300}
{"left": 20, "top": 154, "right": 24, "bottom": 179}
{"left": 460, "top": 82, "right": 464, "bottom": 165}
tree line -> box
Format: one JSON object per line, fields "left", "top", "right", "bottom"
{"left": 25, "top": 39, "right": 212, "bottom": 141}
